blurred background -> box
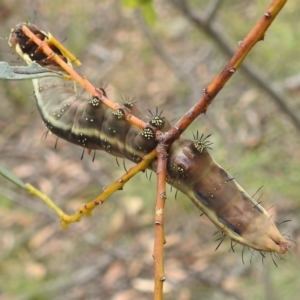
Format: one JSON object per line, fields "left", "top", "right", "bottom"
{"left": 0, "top": 0, "right": 299, "bottom": 299}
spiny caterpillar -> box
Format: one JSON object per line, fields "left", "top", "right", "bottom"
{"left": 8, "top": 22, "right": 291, "bottom": 255}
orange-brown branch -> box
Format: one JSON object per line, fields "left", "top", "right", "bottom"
{"left": 166, "top": 0, "right": 287, "bottom": 143}
{"left": 153, "top": 144, "right": 168, "bottom": 300}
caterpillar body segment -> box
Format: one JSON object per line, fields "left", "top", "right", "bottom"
{"left": 9, "top": 23, "right": 291, "bottom": 255}
{"left": 34, "top": 74, "right": 160, "bottom": 160}
{"left": 166, "top": 139, "right": 290, "bottom": 254}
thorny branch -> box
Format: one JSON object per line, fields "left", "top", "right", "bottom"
{"left": 170, "top": 0, "right": 300, "bottom": 132}
{"left": 162, "top": 0, "right": 289, "bottom": 145}
{"left": 153, "top": 142, "right": 168, "bottom": 300}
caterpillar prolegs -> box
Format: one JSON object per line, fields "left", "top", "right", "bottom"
{"left": 9, "top": 23, "right": 291, "bottom": 255}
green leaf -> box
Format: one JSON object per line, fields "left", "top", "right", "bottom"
{"left": 0, "top": 165, "right": 28, "bottom": 190}
{"left": 141, "top": 2, "right": 156, "bottom": 25}
{"left": 123, "top": 0, "right": 152, "bottom": 8}
{"left": 123, "top": 0, "right": 156, "bottom": 25}
{"left": 123, "top": 0, "right": 140, "bottom": 8}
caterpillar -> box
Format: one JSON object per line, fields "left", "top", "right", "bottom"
{"left": 8, "top": 22, "right": 291, "bottom": 255}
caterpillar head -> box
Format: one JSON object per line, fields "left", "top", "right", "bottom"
{"left": 9, "top": 23, "right": 53, "bottom": 65}
{"left": 9, "top": 23, "right": 79, "bottom": 68}
{"left": 168, "top": 138, "right": 291, "bottom": 254}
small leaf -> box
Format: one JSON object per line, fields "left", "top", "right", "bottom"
{"left": 123, "top": 0, "right": 156, "bottom": 25}
{"left": 141, "top": 2, "right": 156, "bottom": 25}
{"left": 123, "top": 0, "right": 140, "bottom": 8}
{"left": 0, "top": 165, "right": 28, "bottom": 190}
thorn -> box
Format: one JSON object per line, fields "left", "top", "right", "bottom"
{"left": 41, "top": 130, "right": 49, "bottom": 140}
{"left": 249, "top": 247, "right": 255, "bottom": 265}
{"left": 215, "top": 236, "right": 225, "bottom": 251}
{"left": 123, "top": 159, "right": 128, "bottom": 172}
{"left": 116, "top": 157, "right": 120, "bottom": 167}
{"left": 161, "top": 192, "right": 167, "bottom": 199}
{"left": 266, "top": 204, "right": 275, "bottom": 211}
{"left": 230, "top": 240, "right": 238, "bottom": 253}
{"left": 54, "top": 137, "right": 59, "bottom": 149}
{"left": 175, "top": 189, "right": 178, "bottom": 199}
{"left": 251, "top": 186, "right": 264, "bottom": 198}
{"left": 264, "top": 12, "right": 271, "bottom": 18}
{"left": 261, "top": 253, "right": 266, "bottom": 267}
{"left": 276, "top": 219, "right": 291, "bottom": 226}
{"left": 271, "top": 253, "right": 278, "bottom": 267}
{"left": 241, "top": 246, "right": 245, "bottom": 265}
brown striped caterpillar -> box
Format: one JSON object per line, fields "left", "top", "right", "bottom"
{"left": 8, "top": 22, "right": 291, "bottom": 255}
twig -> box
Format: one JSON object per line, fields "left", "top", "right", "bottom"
{"left": 170, "top": 0, "right": 300, "bottom": 132}
{"left": 0, "top": 150, "right": 154, "bottom": 228}
{"left": 24, "top": 149, "right": 157, "bottom": 229}
{"left": 153, "top": 143, "right": 168, "bottom": 300}
{"left": 164, "top": 0, "right": 288, "bottom": 144}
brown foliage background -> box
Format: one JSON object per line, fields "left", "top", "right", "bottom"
{"left": 0, "top": 1, "right": 300, "bottom": 299}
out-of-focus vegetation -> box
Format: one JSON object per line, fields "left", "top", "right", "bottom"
{"left": 0, "top": 1, "right": 299, "bottom": 299}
